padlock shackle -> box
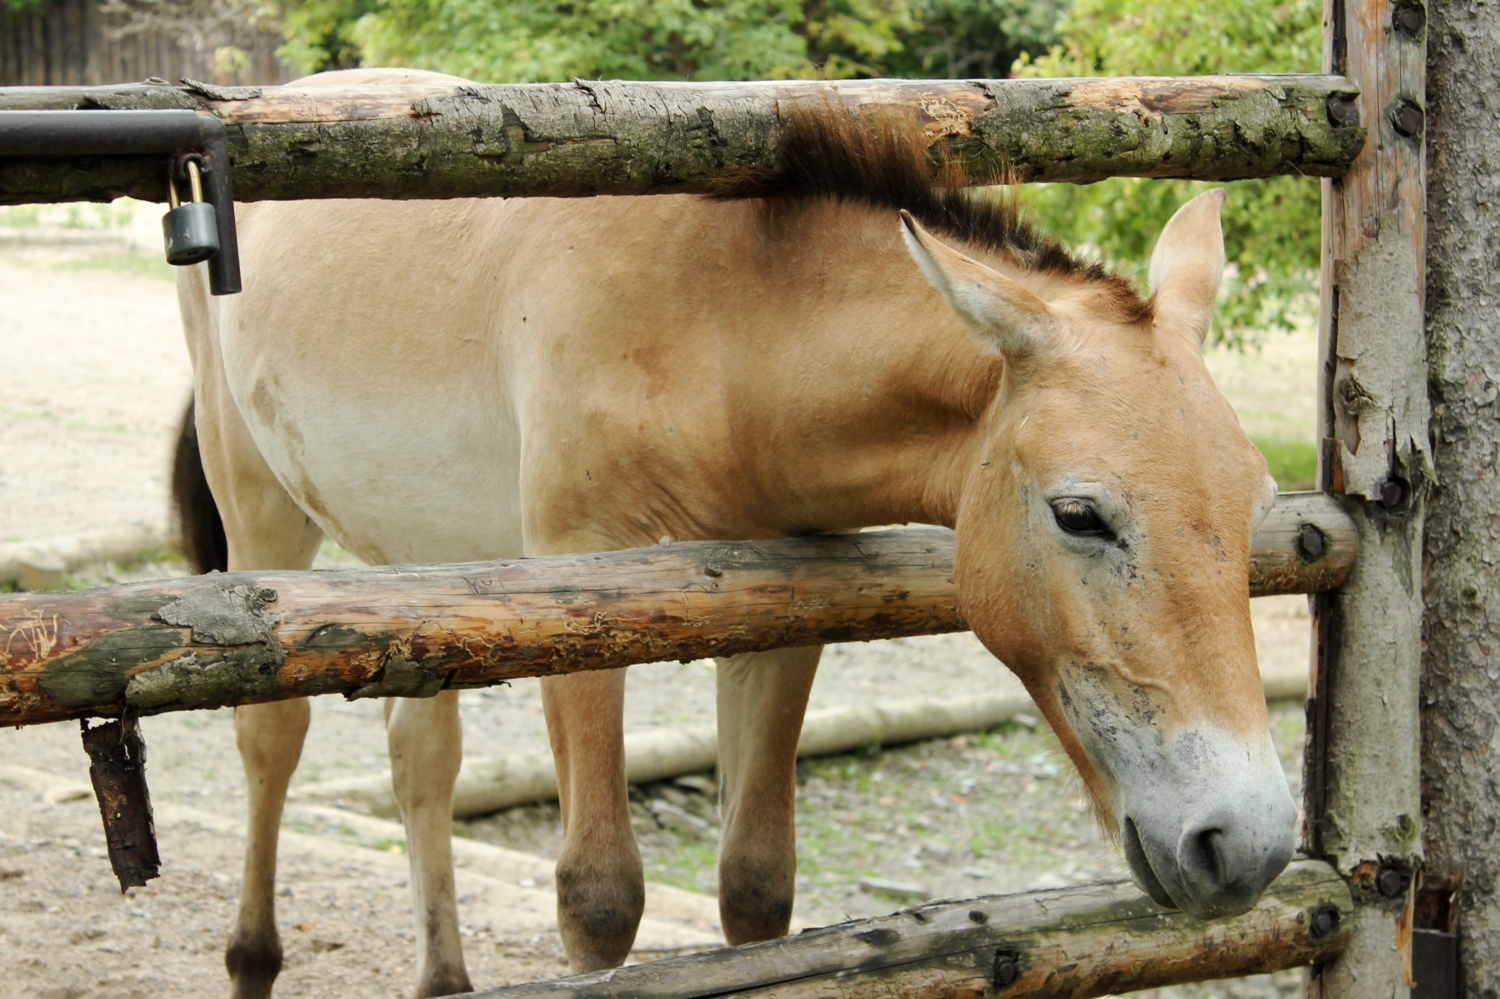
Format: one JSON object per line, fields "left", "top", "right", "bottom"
{"left": 186, "top": 160, "right": 205, "bottom": 204}
{"left": 0, "top": 109, "right": 240, "bottom": 295}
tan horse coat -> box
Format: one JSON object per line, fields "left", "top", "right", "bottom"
{"left": 177, "top": 68, "right": 1294, "bottom": 998}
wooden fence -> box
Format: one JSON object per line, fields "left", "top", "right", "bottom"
{"left": 0, "top": 0, "right": 290, "bottom": 88}
{"left": 0, "top": 0, "right": 1437, "bottom": 993}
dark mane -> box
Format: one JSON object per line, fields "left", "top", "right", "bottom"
{"left": 710, "top": 104, "right": 1153, "bottom": 324}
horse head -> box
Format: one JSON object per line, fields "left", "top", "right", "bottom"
{"left": 902, "top": 190, "right": 1296, "bottom": 919}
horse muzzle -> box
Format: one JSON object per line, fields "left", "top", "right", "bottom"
{"left": 1116, "top": 728, "right": 1297, "bottom": 920}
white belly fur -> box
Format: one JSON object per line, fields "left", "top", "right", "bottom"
{"left": 216, "top": 199, "right": 526, "bottom": 566}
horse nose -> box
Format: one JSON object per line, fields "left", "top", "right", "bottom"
{"left": 1122, "top": 794, "right": 1296, "bottom": 920}
{"left": 1171, "top": 807, "right": 1295, "bottom": 918}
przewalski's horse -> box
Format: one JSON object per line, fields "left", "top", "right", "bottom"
{"left": 172, "top": 67, "right": 1295, "bottom": 999}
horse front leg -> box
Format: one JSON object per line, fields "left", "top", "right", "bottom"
{"left": 540, "top": 668, "right": 644, "bottom": 971}
{"left": 386, "top": 690, "right": 473, "bottom": 997}
{"left": 714, "top": 646, "right": 822, "bottom": 944}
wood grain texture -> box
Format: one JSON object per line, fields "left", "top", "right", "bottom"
{"left": 0, "top": 74, "right": 1365, "bottom": 205}
{"left": 1305, "top": 0, "right": 1429, "bottom": 995}
{"left": 469, "top": 859, "right": 1353, "bottom": 999}
{"left": 0, "top": 494, "right": 1353, "bottom": 728}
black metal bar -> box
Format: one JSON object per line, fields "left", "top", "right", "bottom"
{"left": 195, "top": 119, "right": 240, "bottom": 296}
{"left": 0, "top": 108, "right": 205, "bottom": 154}
{"left": 0, "top": 109, "right": 241, "bottom": 294}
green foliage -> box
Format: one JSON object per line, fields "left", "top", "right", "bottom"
{"left": 1254, "top": 436, "right": 1318, "bottom": 491}
{"left": 277, "top": 0, "right": 380, "bottom": 73}
{"left": 274, "top": 0, "right": 1062, "bottom": 82}
{"left": 1, "top": 0, "right": 54, "bottom": 14}
{"left": 875, "top": 0, "right": 1065, "bottom": 78}
{"left": 1014, "top": 0, "right": 1324, "bottom": 347}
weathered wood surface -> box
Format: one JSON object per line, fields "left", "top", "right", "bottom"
{"left": 0, "top": 73, "right": 1365, "bottom": 205}
{"left": 1304, "top": 0, "right": 1430, "bottom": 995}
{"left": 0, "top": 493, "right": 1353, "bottom": 728}
{"left": 469, "top": 859, "right": 1352, "bottom": 998}
{"left": 1420, "top": 0, "right": 1500, "bottom": 989}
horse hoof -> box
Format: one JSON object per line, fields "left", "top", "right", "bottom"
{"left": 226, "top": 932, "right": 282, "bottom": 999}
{"left": 416, "top": 967, "right": 474, "bottom": 998}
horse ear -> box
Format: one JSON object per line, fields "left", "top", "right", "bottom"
{"left": 899, "top": 210, "right": 1056, "bottom": 358}
{"left": 1148, "top": 188, "right": 1227, "bottom": 343}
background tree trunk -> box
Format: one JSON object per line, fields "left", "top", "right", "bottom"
{"left": 1421, "top": 0, "right": 1500, "bottom": 992}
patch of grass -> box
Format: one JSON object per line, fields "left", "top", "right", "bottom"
{"left": 1253, "top": 437, "right": 1318, "bottom": 492}
{"left": 56, "top": 251, "right": 175, "bottom": 281}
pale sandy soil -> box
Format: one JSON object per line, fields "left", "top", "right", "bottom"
{"left": 0, "top": 227, "right": 1318, "bottom": 999}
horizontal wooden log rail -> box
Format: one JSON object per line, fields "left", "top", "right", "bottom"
{"left": 470, "top": 858, "right": 1352, "bottom": 998}
{"left": 0, "top": 493, "right": 1351, "bottom": 727}
{"left": 0, "top": 74, "right": 1364, "bottom": 205}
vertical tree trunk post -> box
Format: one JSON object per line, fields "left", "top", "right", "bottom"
{"left": 1306, "top": 0, "right": 1431, "bottom": 996}
{"left": 1419, "top": 0, "right": 1500, "bottom": 991}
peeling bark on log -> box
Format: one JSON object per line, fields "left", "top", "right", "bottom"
{"left": 471, "top": 859, "right": 1352, "bottom": 999}
{"left": 80, "top": 716, "right": 160, "bottom": 891}
{"left": 1304, "top": 0, "right": 1429, "bottom": 996}
{"left": 1419, "top": 0, "right": 1500, "bottom": 989}
{"left": 0, "top": 74, "right": 1365, "bottom": 205}
{"left": 0, "top": 495, "right": 1353, "bottom": 729}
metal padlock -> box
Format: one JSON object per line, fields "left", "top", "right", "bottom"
{"left": 162, "top": 159, "right": 219, "bottom": 266}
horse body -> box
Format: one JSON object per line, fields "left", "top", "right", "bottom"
{"left": 178, "top": 68, "right": 1295, "bottom": 999}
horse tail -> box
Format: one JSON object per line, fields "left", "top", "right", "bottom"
{"left": 172, "top": 397, "right": 228, "bottom": 574}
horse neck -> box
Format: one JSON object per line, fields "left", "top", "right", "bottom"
{"left": 710, "top": 198, "right": 1007, "bottom": 534}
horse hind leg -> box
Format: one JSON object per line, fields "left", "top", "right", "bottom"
{"left": 385, "top": 690, "right": 473, "bottom": 997}
{"left": 172, "top": 386, "right": 323, "bottom": 997}
{"left": 715, "top": 646, "right": 822, "bottom": 944}
{"left": 228, "top": 699, "right": 311, "bottom": 998}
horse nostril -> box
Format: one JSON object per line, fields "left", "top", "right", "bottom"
{"left": 1191, "top": 827, "right": 1228, "bottom": 886}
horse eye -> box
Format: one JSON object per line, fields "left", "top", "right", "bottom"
{"left": 1052, "top": 499, "right": 1112, "bottom": 538}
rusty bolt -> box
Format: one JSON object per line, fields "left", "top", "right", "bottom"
{"left": 1309, "top": 906, "right": 1340, "bottom": 940}
{"left": 1326, "top": 94, "right": 1360, "bottom": 127}
{"left": 1394, "top": 102, "right": 1425, "bottom": 138}
{"left": 1377, "top": 867, "right": 1405, "bottom": 898}
{"left": 1394, "top": 3, "right": 1425, "bottom": 35}
{"left": 1298, "top": 524, "right": 1326, "bottom": 560}
{"left": 993, "top": 951, "right": 1019, "bottom": 988}
{"left": 1379, "top": 478, "right": 1408, "bottom": 509}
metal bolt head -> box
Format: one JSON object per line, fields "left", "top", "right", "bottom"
{"left": 703, "top": 563, "right": 723, "bottom": 577}
{"left": 1298, "top": 524, "right": 1326, "bottom": 560}
{"left": 1394, "top": 103, "right": 1425, "bottom": 137}
{"left": 1309, "top": 906, "right": 1340, "bottom": 939}
{"left": 1394, "top": 3, "right": 1425, "bottom": 35}
{"left": 993, "top": 951, "right": 1020, "bottom": 987}
{"left": 1379, "top": 478, "right": 1407, "bottom": 509}
{"left": 1326, "top": 94, "right": 1360, "bottom": 127}
{"left": 1377, "top": 867, "right": 1405, "bottom": 898}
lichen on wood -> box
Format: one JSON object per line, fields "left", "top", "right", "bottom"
{"left": 0, "top": 501, "right": 1355, "bottom": 728}
{"left": 468, "top": 859, "right": 1353, "bottom": 999}
{"left": 0, "top": 74, "right": 1364, "bottom": 206}
{"left": 1304, "top": 0, "right": 1428, "bottom": 995}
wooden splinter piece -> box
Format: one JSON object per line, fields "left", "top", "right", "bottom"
{"left": 80, "top": 716, "right": 161, "bottom": 891}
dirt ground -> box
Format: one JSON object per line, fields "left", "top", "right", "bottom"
{"left": 0, "top": 216, "right": 1317, "bottom": 999}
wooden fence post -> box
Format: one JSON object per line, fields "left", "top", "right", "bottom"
{"left": 1306, "top": 0, "right": 1431, "bottom": 996}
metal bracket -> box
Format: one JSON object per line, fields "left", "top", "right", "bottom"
{"left": 0, "top": 109, "right": 241, "bottom": 294}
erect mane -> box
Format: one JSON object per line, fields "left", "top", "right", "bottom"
{"left": 710, "top": 104, "right": 1153, "bottom": 325}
